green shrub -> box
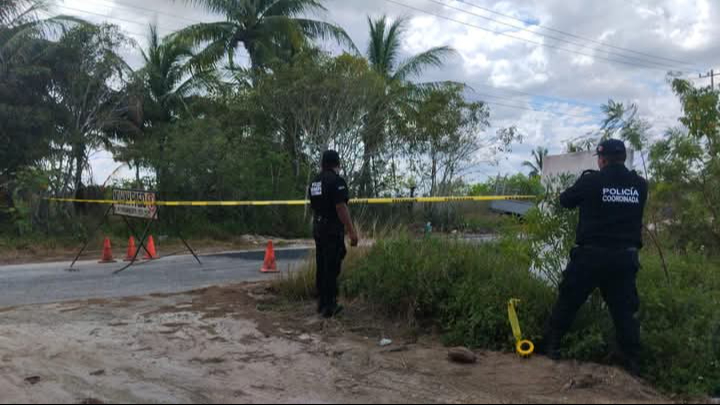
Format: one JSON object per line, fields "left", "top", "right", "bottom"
{"left": 343, "top": 236, "right": 490, "bottom": 322}
{"left": 336, "top": 236, "right": 720, "bottom": 397}
{"left": 637, "top": 253, "right": 720, "bottom": 396}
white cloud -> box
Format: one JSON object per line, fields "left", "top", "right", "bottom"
{"left": 56, "top": 0, "right": 719, "bottom": 183}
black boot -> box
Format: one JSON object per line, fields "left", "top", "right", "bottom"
{"left": 621, "top": 352, "right": 642, "bottom": 377}
{"left": 624, "top": 358, "right": 641, "bottom": 377}
{"left": 323, "top": 304, "right": 344, "bottom": 319}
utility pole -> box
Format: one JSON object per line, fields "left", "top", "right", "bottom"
{"left": 699, "top": 69, "right": 720, "bottom": 89}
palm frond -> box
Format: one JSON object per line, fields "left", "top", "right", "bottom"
{"left": 261, "top": 0, "right": 327, "bottom": 18}
{"left": 522, "top": 161, "right": 539, "bottom": 172}
{"left": 171, "top": 21, "right": 236, "bottom": 69}
{"left": 367, "top": 15, "right": 387, "bottom": 73}
{"left": 179, "top": 0, "right": 235, "bottom": 15}
{"left": 0, "top": 0, "right": 43, "bottom": 26}
{"left": 291, "top": 18, "right": 357, "bottom": 54}
{"left": 402, "top": 80, "right": 466, "bottom": 102}
{"left": 382, "top": 16, "right": 406, "bottom": 75}
{"left": 393, "top": 46, "right": 456, "bottom": 82}
{"left": 171, "top": 21, "right": 236, "bottom": 48}
{"left": 189, "top": 38, "right": 230, "bottom": 70}
{"left": 173, "top": 68, "right": 216, "bottom": 98}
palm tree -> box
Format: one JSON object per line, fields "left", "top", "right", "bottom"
{"left": 0, "top": 0, "right": 42, "bottom": 26}
{"left": 359, "top": 15, "right": 456, "bottom": 196}
{"left": 366, "top": 16, "right": 454, "bottom": 86}
{"left": 0, "top": 0, "right": 84, "bottom": 180}
{"left": 522, "top": 146, "right": 548, "bottom": 177}
{"left": 174, "top": 0, "right": 355, "bottom": 72}
{"left": 138, "top": 25, "right": 213, "bottom": 123}
{"left": 1, "top": 0, "right": 50, "bottom": 68}
{"left": 1, "top": 0, "right": 83, "bottom": 64}
{"left": 120, "top": 25, "right": 217, "bottom": 186}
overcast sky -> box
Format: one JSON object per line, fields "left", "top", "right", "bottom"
{"left": 50, "top": 0, "right": 719, "bottom": 185}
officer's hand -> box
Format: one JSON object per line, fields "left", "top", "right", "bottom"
{"left": 350, "top": 231, "right": 359, "bottom": 247}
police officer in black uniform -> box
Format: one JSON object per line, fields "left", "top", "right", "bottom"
{"left": 308, "top": 151, "right": 359, "bottom": 318}
{"left": 542, "top": 139, "right": 648, "bottom": 374}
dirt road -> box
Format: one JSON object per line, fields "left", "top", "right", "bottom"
{"left": 0, "top": 283, "right": 665, "bottom": 404}
{"left": 0, "top": 248, "right": 308, "bottom": 307}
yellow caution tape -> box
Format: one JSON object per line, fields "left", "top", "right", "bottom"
{"left": 508, "top": 299, "right": 535, "bottom": 358}
{"left": 46, "top": 195, "right": 536, "bottom": 207}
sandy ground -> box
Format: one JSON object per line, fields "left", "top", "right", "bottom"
{"left": 0, "top": 283, "right": 667, "bottom": 404}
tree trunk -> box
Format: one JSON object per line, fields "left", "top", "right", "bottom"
{"left": 283, "top": 123, "right": 301, "bottom": 178}
{"left": 359, "top": 148, "right": 374, "bottom": 198}
{"left": 73, "top": 144, "right": 85, "bottom": 198}
{"left": 431, "top": 158, "right": 437, "bottom": 197}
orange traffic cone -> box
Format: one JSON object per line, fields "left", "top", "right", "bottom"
{"left": 99, "top": 237, "right": 117, "bottom": 264}
{"left": 124, "top": 237, "right": 137, "bottom": 262}
{"left": 260, "top": 241, "right": 279, "bottom": 273}
{"left": 143, "top": 236, "right": 159, "bottom": 260}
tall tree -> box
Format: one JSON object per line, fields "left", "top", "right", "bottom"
{"left": 113, "top": 25, "right": 207, "bottom": 186}
{"left": 522, "top": 146, "right": 548, "bottom": 177}
{"left": 402, "top": 85, "right": 490, "bottom": 196}
{"left": 49, "top": 23, "right": 131, "bottom": 195}
{"left": 649, "top": 79, "right": 720, "bottom": 249}
{"left": 255, "top": 51, "right": 381, "bottom": 187}
{"left": 175, "top": 0, "right": 355, "bottom": 72}
{"left": 0, "top": 0, "right": 80, "bottom": 182}
{"left": 139, "top": 25, "right": 201, "bottom": 123}
{"left": 0, "top": 0, "right": 51, "bottom": 179}
{"left": 359, "top": 15, "right": 456, "bottom": 196}
{"left": 128, "top": 25, "right": 222, "bottom": 189}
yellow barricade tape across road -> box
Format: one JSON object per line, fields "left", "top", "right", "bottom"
{"left": 46, "top": 195, "right": 537, "bottom": 207}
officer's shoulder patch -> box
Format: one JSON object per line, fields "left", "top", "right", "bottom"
{"left": 581, "top": 169, "right": 598, "bottom": 177}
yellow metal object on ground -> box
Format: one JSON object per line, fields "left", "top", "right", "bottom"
{"left": 516, "top": 340, "right": 535, "bottom": 357}
{"left": 508, "top": 299, "right": 535, "bottom": 358}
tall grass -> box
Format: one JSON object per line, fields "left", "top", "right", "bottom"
{"left": 273, "top": 234, "right": 720, "bottom": 397}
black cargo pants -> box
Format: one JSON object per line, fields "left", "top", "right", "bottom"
{"left": 314, "top": 221, "right": 347, "bottom": 312}
{"left": 545, "top": 246, "right": 641, "bottom": 360}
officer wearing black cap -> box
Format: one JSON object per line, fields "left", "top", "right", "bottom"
{"left": 308, "top": 150, "right": 359, "bottom": 318}
{"left": 542, "top": 139, "right": 648, "bottom": 374}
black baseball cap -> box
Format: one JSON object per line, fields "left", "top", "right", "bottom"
{"left": 321, "top": 150, "right": 341, "bottom": 169}
{"left": 595, "top": 139, "right": 627, "bottom": 157}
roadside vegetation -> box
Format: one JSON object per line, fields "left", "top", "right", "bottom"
{"left": 274, "top": 82, "right": 720, "bottom": 397}
{"left": 274, "top": 233, "right": 719, "bottom": 398}
{"left": 2, "top": 0, "right": 720, "bottom": 398}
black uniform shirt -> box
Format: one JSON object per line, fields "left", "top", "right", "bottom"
{"left": 560, "top": 164, "right": 648, "bottom": 249}
{"left": 308, "top": 169, "right": 350, "bottom": 229}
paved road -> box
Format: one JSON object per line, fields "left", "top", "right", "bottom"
{"left": 0, "top": 248, "right": 311, "bottom": 308}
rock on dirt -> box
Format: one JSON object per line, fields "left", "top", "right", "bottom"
{"left": 448, "top": 347, "right": 478, "bottom": 364}
{"left": 24, "top": 376, "right": 41, "bottom": 385}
